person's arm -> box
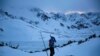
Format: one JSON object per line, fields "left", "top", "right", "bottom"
{"left": 49, "top": 40, "right": 50, "bottom": 47}
{"left": 54, "top": 38, "right": 56, "bottom": 43}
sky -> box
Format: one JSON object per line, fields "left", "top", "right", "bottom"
{"left": 0, "top": 0, "right": 100, "bottom": 12}
{"left": 30, "top": 0, "right": 99, "bottom": 12}
{"left": 22, "top": 0, "right": 100, "bottom": 12}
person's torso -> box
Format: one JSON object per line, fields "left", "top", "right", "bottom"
{"left": 49, "top": 39, "right": 55, "bottom": 47}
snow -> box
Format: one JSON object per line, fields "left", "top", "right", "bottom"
{"left": 0, "top": 0, "right": 100, "bottom": 56}
{"left": 0, "top": 38, "right": 100, "bottom": 56}
{"left": 0, "top": 19, "right": 41, "bottom": 41}
{"left": 58, "top": 38, "right": 100, "bottom": 56}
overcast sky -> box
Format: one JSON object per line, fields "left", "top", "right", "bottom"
{"left": 0, "top": 0, "right": 100, "bottom": 12}
{"left": 25, "top": 0, "right": 100, "bottom": 12}
{"left": 31, "top": 0, "right": 99, "bottom": 12}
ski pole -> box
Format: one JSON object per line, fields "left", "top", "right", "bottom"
{"left": 40, "top": 31, "right": 49, "bottom": 56}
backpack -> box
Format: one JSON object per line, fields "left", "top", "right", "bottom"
{"left": 49, "top": 37, "right": 56, "bottom": 47}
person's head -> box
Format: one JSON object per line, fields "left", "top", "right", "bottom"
{"left": 50, "top": 35, "right": 55, "bottom": 39}
{"left": 50, "top": 35, "right": 56, "bottom": 43}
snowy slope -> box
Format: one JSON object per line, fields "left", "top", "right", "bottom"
{"left": 0, "top": 6, "right": 100, "bottom": 40}
{"left": 0, "top": 0, "right": 100, "bottom": 56}
{"left": 0, "top": 38, "right": 100, "bottom": 56}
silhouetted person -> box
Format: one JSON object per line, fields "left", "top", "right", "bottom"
{"left": 49, "top": 36, "right": 56, "bottom": 56}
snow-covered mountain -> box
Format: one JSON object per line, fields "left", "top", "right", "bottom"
{"left": 0, "top": 7, "right": 100, "bottom": 41}
{"left": 0, "top": 0, "right": 100, "bottom": 56}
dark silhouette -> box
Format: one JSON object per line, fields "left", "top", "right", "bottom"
{"left": 49, "top": 36, "right": 56, "bottom": 56}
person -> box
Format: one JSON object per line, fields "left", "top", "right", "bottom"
{"left": 49, "top": 35, "right": 56, "bottom": 56}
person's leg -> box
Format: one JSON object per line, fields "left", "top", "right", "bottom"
{"left": 50, "top": 47, "right": 52, "bottom": 56}
{"left": 51, "top": 47, "right": 55, "bottom": 56}
{"left": 50, "top": 47, "right": 54, "bottom": 56}
{"left": 52, "top": 47, "right": 55, "bottom": 56}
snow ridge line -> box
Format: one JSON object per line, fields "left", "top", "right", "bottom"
{"left": 42, "top": 34, "right": 100, "bottom": 52}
